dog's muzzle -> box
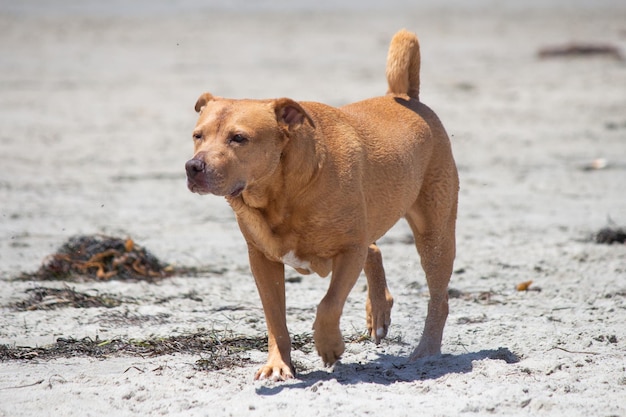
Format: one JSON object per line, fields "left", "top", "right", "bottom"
{"left": 185, "top": 157, "right": 243, "bottom": 197}
{"left": 185, "top": 158, "right": 210, "bottom": 194}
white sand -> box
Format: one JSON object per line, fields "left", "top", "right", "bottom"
{"left": 1, "top": 1, "right": 625, "bottom": 416}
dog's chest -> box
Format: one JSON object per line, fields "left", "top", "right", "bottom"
{"left": 238, "top": 211, "right": 333, "bottom": 276}
{"left": 280, "top": 250, "right": 312, "bottom": 273}
{"left": 281, "top": 249, "right": 332, "bottom": 277}
{"left": 261, "top": 228, "right": 332, "bottom": 277}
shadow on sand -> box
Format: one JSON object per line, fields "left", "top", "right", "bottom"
{"left": 256, "top": 347, "right": 520, "bottom": 395}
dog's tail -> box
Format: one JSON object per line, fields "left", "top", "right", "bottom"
{"left": 386, "top": 29, "right": 420, "bottom": 100}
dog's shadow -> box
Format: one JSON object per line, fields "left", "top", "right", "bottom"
{"left": 256, "top": 347, "right": 519, "bottom": 395}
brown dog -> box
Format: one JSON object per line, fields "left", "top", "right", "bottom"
{"left": 185, "top": 29, "right": 458, "bottom": 381}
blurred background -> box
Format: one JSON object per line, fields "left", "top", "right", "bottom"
{"left": 0, "top": 0, "right": 624, "bottom": 274}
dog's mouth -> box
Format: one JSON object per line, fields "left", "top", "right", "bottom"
{"left": 187, "top": 177, "right": 245, "bottom": 198}
{"left": 187, "top": 181, "right": 211, "bottom": 195}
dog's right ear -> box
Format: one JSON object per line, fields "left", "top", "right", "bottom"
{"left": 194, "top": 92, "right": 215, "bottom": 113}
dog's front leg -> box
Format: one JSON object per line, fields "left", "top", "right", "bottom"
{"left": 248, "top": 245, "right": 294, "bottom": 381}
{"left": 313, "top": 246, "right": 368, "bottom": 366}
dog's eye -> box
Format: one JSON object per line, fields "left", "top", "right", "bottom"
{"left": 230, "top": 134, "right": 249, "bottom": 145}
{"left": 192, "top": 132, "right": 202, "bottom": 141}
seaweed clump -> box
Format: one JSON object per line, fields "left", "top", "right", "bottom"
{"left": 595, "top": 227, "right": 626, "bottom": 245}
{"left": 19, "top": 235, "right": 174, "bottom": 282}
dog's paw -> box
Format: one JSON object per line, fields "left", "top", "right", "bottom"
{"left": 313, "top": 326, "right": 345, "bottom": 367}
{"left": 408, "top": 338, "right": 441, "bottom": 361}
{"left": 365, "top": 290, "right": 394, "bottom": 344}
{"left": 254, "top": 361, "right": 295, "bottom": 381}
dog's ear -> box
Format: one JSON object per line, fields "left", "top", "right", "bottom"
{"left": 274, "top": 98, "right": 315, "bottom": 129}
{"left": 195, "top": 92, "right": 215, "bottom": 113}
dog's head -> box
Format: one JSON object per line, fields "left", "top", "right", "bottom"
{"left": 185, "top": 93, "right": 314, "bottom": 198}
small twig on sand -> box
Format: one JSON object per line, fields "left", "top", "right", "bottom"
{"left": 549, "top": 346, "right": 600, "bottom": 355}
{"left": 124, "top": 366, "right": 145, "bottom": 373}
{"left": 0, "top": 379, "right": 44, "bottom": 390}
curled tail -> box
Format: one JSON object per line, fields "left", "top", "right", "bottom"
{"left": 386, "top": 29, "right": 421, "bottom": 100}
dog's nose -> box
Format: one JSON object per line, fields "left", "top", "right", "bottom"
{"left": 185, "top": 158, "right": 205, "bottom": 176}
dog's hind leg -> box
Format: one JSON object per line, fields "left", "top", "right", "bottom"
{"left": 364, "top": 243, "right": 394, "bottom": 343}
{"left": 404, "top": 171, "right": 458, "bottom": 360}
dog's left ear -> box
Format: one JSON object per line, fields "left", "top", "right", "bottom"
{"left": 195, "top": 92, "right": 215, "bottom": 113}
{"left": 274, "top": 98, "right": 315, "bottom": 129}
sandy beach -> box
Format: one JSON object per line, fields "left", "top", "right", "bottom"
{"left": 1, "top": 1, "right": 625, "bottom": 416}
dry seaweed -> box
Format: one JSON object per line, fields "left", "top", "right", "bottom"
{"left": 0, "top": 331, "right": 377, "bottom": 371}
{"left": 595, "top": 227, "right": 626, "bottom": 245}
{"left": 448, "top": 288, "right": 502, "bottom": 304}
{"left": 12, "top": 286, "right": 123, "bottom": 311}
{"left": 0, "top": 331, "right": 306, "bottom": 371}
{"left": 0, "top": 331, "right": 268, "bottom": 364}
{"left": 17, "top": 235, "right": 179, "bottom": 282}
{"left": 538, "top": 43, "right": 622, "bottom": 60}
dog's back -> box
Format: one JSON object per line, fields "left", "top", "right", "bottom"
{"left": 334, "top": 29, "right": 455, "bottom": 242}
